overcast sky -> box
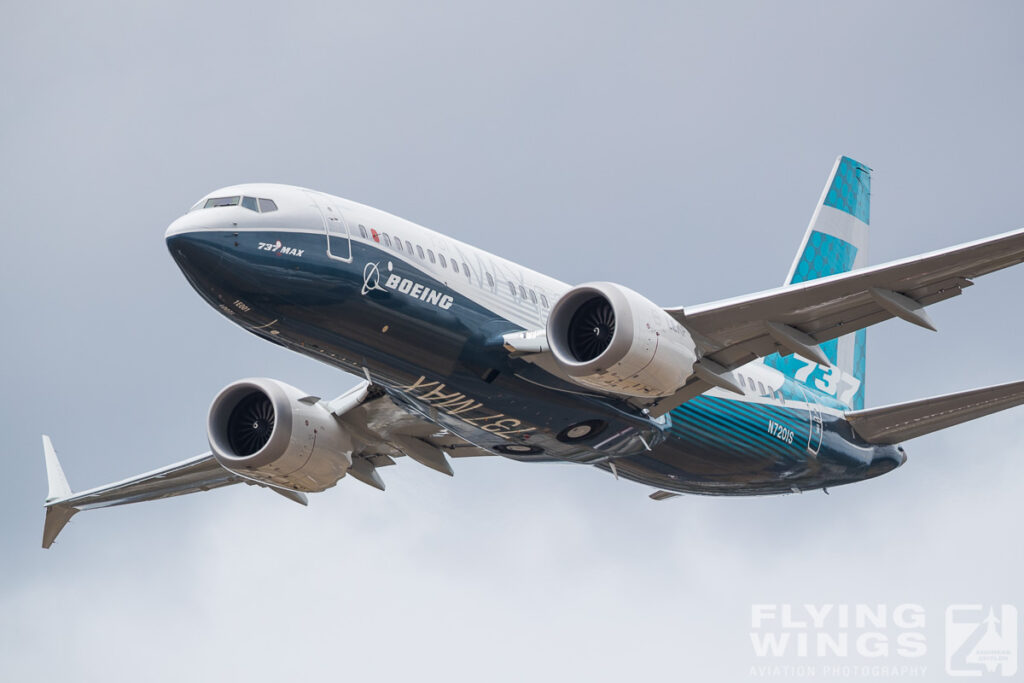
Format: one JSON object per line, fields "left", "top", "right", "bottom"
{"left": 2, "top": 2, "right": 1023, "bottom": 681}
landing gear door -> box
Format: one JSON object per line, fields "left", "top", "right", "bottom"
{"left": 307, "top": 192, "right": 352, "bottom": 262}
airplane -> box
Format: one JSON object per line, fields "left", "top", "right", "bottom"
{"left": 40, "top": 156, "right": 1024, "bottom": 548}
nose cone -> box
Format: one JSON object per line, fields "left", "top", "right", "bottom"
{"left": 165, "top": 212, "right": 223, "bottom": 273}
{"left": 164, "top": 212, "right": 228, "bottom": 288}
{"left": 165, "top": 212, "right": 202, "bottom": 242}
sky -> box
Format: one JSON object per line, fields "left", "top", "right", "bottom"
{"left": 2, "top": 2, "right": 1023, "bottom": 681}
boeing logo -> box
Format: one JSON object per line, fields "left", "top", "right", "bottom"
{"left": 362, "top": 261, "right": 454, "bottom": 310}
{"left": 361, "top": 262, "right": 387, "bottom": 295}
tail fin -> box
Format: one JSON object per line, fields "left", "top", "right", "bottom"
{"left": 766, "top": 156, "right": 871, "bottom": 409}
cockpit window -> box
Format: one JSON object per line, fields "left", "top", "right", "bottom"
{"left": 197, "top": 195, "right": 278, "bottom": 212}
{"left": 204, "top": 196, "right": 240, "bottom": 208}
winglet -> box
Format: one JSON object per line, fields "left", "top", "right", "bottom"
{"left": 42, "top": 435, "right": 71, "bottom": 502}
{"left": 42, "top": 505, "right": 76, "bottom": 549}
{"left": 42, "top": 435, "right": 77, "bottom": 549}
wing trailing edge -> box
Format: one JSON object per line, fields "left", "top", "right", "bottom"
{"left": 40, "top": 443, "right": 241, "bottom": 549}
{"left": 845, "top": 380, "right": 1024, "bottom": 445}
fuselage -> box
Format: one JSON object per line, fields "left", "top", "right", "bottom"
{"left": 165, "top": 183, "right": 905, "bottom": 496}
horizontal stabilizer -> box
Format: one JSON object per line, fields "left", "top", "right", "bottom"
{"left": 846, "top": 379, "right": 1024, "bottom": 445}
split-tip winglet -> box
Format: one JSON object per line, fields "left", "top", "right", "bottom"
{"left": 41, "top": 435, "right": 76, "bottom": 549}
{"left": 42, "top": 435, "right": 71, "bottom": 502}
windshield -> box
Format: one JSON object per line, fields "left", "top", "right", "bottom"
{"left": 204, "top": 196, "right": 240, "bottom": 208}
{"left": 197, "top": 195, "right": 279, "bottom": 212}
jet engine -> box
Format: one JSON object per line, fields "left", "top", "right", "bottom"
{"left": 546, "top": 282, "right": 698, "bottom": 398}
{"left": 207, "top": 378, "right": 353, "bottom": 492}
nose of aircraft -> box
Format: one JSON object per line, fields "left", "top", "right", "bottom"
{"left": 165, "top": 212, "right": 202, "bottom": 241}
{"left": 164, "top": 210, "right": 231, "bottom": 283}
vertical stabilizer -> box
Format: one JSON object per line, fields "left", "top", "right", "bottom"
{"left": 766, "top": 156, "right": 871, "bottom": 409}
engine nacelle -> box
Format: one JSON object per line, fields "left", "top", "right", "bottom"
{"left": 208, "top": 378, "right": 353, "bottom": 492}
{"left": 547, "top": 282, "right": 698, "bottom": 398}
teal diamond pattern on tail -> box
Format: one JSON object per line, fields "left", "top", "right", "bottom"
{"left": 767, "top": 155, "right": 872, "bottom": 410}
{"left": 791, "top": 231, "right": 858, "bottom": 284}
{"left": 823, "top": 156, "right": 871, "bottom": 224}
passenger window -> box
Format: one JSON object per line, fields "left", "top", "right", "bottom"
{"left": 747, "top": 377, "right": 757, "bottom": 391}
{"left": 757, "top": 381, "right": 766, "bottom": 395}
{"left": 452, "top": 260, "right": 459, "bottom": 274}
{"left": 486, "top": 272, "right": 494, "bottom": 287}
{"left": 359, "top": 224, "right": 367, "bottom": 239}
{"left": 257, "top": 198, "right": 278, "bottom": 212}
{"left": 382, "top": 233, "right": 392, "bottom": 248}
{"left": 204, "top": 196, "right": 240, "bottom": 208}
{"left": 241, "top": 196, "right": 258, "bottom": 211}
{"left": 406, "top": 240, "right": 414, "bottom": 254}
{"left": 428, "top": 249, "right": 435, "bottom": 264}
{"left": 439, "top": 254, "right": 447, "bottom": 268}
{"left": 509, "top": 283, "right": 516, "bottom": 296}
{"left": 394, "top": 237, "right": 403, "bottom": 253}
{"left": 541, "top": 294, "right": 549, "bottom": 307}
{"left": 463, "top": 262, "right": 470, "bottom": 278}
{"left": 519, "top": 285, "right": 527, "bottom": 299}
{"left": 417, "top": 245, "right": 425, "bottom": 259}
{"left": 529, "top": 290, "right": 537, "bottom": 304}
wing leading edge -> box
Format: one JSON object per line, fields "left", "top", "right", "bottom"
{"left": 41, "top": 440, "right": 246, "bottom": 549}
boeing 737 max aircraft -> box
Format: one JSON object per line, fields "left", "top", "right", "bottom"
{"left": 40, "top": 157, "right": 1024, "bottom": 547}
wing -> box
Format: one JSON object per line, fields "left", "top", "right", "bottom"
{"left": 41, "top": 441, "right": 248, "bottom": 549}
{"left": 650, "top": 227, "right": 1024, "bottom": 413}
{"left": 670, "top": 227, "right": 1024, "bottom": 368}
{"left": 41, "top": 384, "right": 494, "bottom": 548}
{"left": 846, "top": 380, "right": 1024, "bottom": 445}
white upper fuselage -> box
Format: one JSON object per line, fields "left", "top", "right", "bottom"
{"left": 167, "top": 183, "right": 570, "bottom": 332}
